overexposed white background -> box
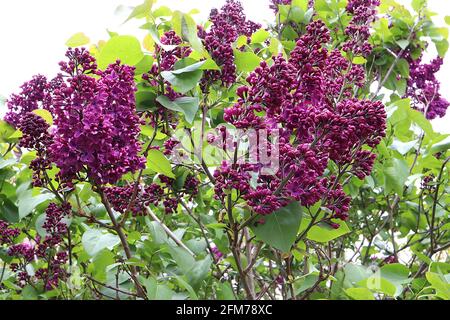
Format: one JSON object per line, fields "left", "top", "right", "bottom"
{"left": 0, "top": 0, "right": 448, "bottom": 132}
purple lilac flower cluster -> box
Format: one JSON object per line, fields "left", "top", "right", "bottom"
{"left": 6, "top": 203, "right": 70, "bottom": 290}
{"left": 200, "top": 0, "right": 261, "bottom": 91}
{"left": 219, "top": 20, "right": 386, "bottom": 219}
{"left": 343, "top": 0, "right": 380, "bottom": 57}
{"left": 104, "top": 184, "right": 164, "bottom": 216}
{"left": 4, "top": 75, "right": 51, "bottom": 127}
{"left": 405, "top": 54, "right": 449, "bottom": 119}
{"left": 51, "top": 50, "right": 145, "bottom": 185}
{"left": 105, "top": 174, "right": 200, "bottom": 216}
{"left": 4, "top": 76, "right": 54, "bottom": 187}
{"left": 17, "top": 112, "right": 53, "bottom": 187}
{"left": 0, "top": 221, "right": 20, "bottom": 245}
{"left": 5, "top": 48, "right": 145, "bottom": 187}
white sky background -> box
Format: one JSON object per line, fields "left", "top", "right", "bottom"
{"left": 0, "top": 0, "right": 448, "bottom": 133}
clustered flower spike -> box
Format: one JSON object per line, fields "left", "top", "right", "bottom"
{"left": 200, "top": 0, "right": 261, "bottom": 90}
{"left": 105, "top": 174, "right": 200, "bottom": 216}
{"left": 0, "top": 221, "right": 20, "bottom": 245}
{"left": 17, "top": 112, "right": 53, "bottom": 187}
{"left": 4, "top": 75, "right": 51, "bottom": 127}
{"left": 51, "top": 55, "right": 145, "bottom": 185}
{"left": 219, "top": 18, "right": 386, "bottom": 220}
{"left": 405, "top": 54, "right": 449, "bottom": 119}
{"left": 5, "top": 48, "right": 145, "bottom": 186}
{"left": 6, "top": 203, "right": 70, "bottom": 290}
{"left": 105, "top": 184, "right": 164, "bottom": 216}
{"left": 343, "top": 0, "right": 380, "bottom": 57}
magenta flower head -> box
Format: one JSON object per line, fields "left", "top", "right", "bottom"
{"left": 5, "top": 48, "right": 145, "bottom": 186}
{"left": 49, "top": 49, "right": 145, "bottom": 185}
{"left": 218, "top": 18, "right": 386, "bottom": 220}
{"left": 200, "top": 0, "right": 261, "bottom": 90}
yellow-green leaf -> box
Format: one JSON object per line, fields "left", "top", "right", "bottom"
{"left": 65, "top": 32, "right": 90, "bottom": 47}
{"left": 352, "top": 56, "right": 367, "bottom": 65}
{"left": 146, "top": 149, "right": 175, "bottom": 178}
{"left": 32, "top": 109, "right": 53, "bottom": 126}
{"left": 97, "top": 35, "right": 144, "bottom": 69}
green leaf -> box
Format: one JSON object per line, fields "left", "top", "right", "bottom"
{"left": 17, "top": 189, "right": 54, "bottom": 220}
{"left": 234, "top": 50, "right": 261, "bottom": 73}
{"left": 217, "top": 282, "right": 235, "bottom": 300}
{"left": 396, "top": 39, "right": 410, "bottom": 50}
{"left": 146, "top": 148, "right": 175, "bottom": 178}
{"left": 344, "top": 264, "right": 372, "bottom": 286}
{"left": 199, "top": 59, "right": 220, "bottom": 70}
{"left": 161, "top": 68, "right": 203, "bottom": 94}
{"left": 186, "top": 256, "right": 212, "bottom": 289}
{"left": 396, "top": 59, "right": 410, "bottom": 78}
{"left": 251, "top": 201, "right": 303, "bottom": 252}
{"left": 426, "top": 272, "right": 450, "bottom": 299}
{"left": 174, "top": 57, "right": 219, "bottom": 71}
{"left": 352, "top": 56, "right": 367, "bottom": 65}
{"left": 153, "top": 6, "right": 172, "bottom": 17}
{"left": 65, "top": 32, "right": 90, "bottom": 47}
{"left": 22, "top": 285, "right": 39, "bottom": 300}
{"left": 125, "top": 0, "right": 154, "bottom": 22}
{"left": 156, "top": 96, "right": 199, "bottom": 124}
{"left": 181, "top": 14, "right": 204, "bottom": 54}
{"left": 0, "top": 158, "right": 16, "bottom": 170}
{"left": 383, "top": 158, "right": 409, "bottom": 195}
{"left": 0, "top": 198, "right": 19, "bottom": 223}
{"left": 359, "top": 275, "right": 397, "bottom": 296}
{"left": 142, "top": 277, "right": 175, "bottom": 300}
{"left": 236, "top": 35, "right": 248, "bottom": 48}
{"left": 172, "top": 60, "right": 207, "bottom": 74}
{"left": 169, "top": 246, "right": 196, "bottom": 273}
{"left": 251, "top": 29, "right": 270, "bottom": 44}
{"left": 389, "top": 138, "right": 418, "bottom": 155}
{"left": 374, "top": 18, "right": 393, "bottom": 42}
{"left": 97, "top": 35, "right": 144, "bottom": 69}
{"left": 0, "top": 120, "right": 16, "bottom": 142}
{"left": 145, "top": 218, "right": 168, "bottom": 244}
{"left": 8, "top": 130, "right": 22, "bottom": 140}
{"left": 445, "top": 16, "right": 450, "bottom": 26}
{"left": 140, "top": 125, "right": 167, "bottom": 140}
{"left": 430, "top": 136, "right": 450, "bottom": 154}
{"left": 92, "top": 249, "right": 115, "bottom": 281}
{"left": 380, "top": 263, "right": 411, "bottom": 296}
{"left": 292, "top": 0, "right": 308, "bottom": 11}
{"left": 171, "top": 274, "right": 199, "bottom": 300}
{"left": 293, "top": 274, "right": 319, "bottom": 295}
{"left": 32, "top": 109, "right": 53, "bottom": 126}
{"left": 409, "top": 108, "right": 434, "bottom": 136}
{"left": 82, "top": 228, "right": 121, "bottom": 257}
{"left": 346, "top": 287, "right": 375, "bottom": 300}
{"left": 136, "top": 88, "right": 157, "bottom": 112}
{"left": 306, "top": 220, "right": 351, "bottom": 243}
{"left": 435, "top": 40, "right": 449, "bottom": 58}
{"left": 134, "top": 55, "right": 154, "bottom": 75}
{"left": 381, "top": 264, "right": 410, "bottom": 283}
{"left": 411, "top": 0, "right": 426, "bottom": 12}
